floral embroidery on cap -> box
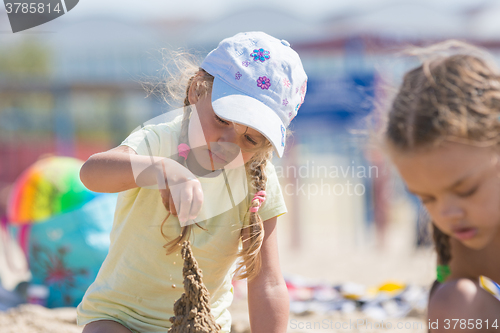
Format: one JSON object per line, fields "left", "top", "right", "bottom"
{"left": 300, "top": 80, "right": 307, "bottom": 95}
{"left": 251, "top": 48, "right": 270, "bottom": 62}
{"left": 283, "top": 98, "right": 288, "bottom": 106}
{"left": 235, "top": 72, "right": 242, "bottom": 80}
{"left": 257, "top": 76, "right": 271, "bottom": 90}
{"left": 242, "top": 60, "right": 251, "bottom": 67}
{"left": 283, "top": 78, "right": 291, "bottom": 88}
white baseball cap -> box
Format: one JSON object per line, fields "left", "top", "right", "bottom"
{"left": 200, "top": 31, "right": 308, "bottom": 158}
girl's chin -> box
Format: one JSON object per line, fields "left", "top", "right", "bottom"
{"left": 455, "top": 233, "right": 490, "bottom": 250}
{"left": 192, "top": 154, "right": 226, "bottom": 172}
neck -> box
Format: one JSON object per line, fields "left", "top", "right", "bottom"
{"left": 450, "top": 231, "right": 500, "bottom": 283}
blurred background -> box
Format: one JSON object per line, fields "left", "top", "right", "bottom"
{"left": 1, "top": 0, "right": 499, "bottom": 331}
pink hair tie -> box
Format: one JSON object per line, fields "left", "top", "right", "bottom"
{"left": 177, "top": 143, "right": 190, "bottom": 160}
{"left": 250, "top": 190, "right": 266, "bottom": 213}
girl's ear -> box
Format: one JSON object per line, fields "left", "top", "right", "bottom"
{"left": 187, "top": 77, "right": 199, "bottom": 105}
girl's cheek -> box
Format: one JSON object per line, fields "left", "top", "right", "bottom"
{"left": 188, "top": 112, "right": 209, "bottom": 148}
{"left": 242, "top": 152, "right": 255, "bottom": 164}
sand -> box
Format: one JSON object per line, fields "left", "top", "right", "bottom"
{"left": 0, "top": 214, "right": 433, "bottom": 333}
{"left": 0, "top": 302, "right": 427, "bottom": 333}
{"left": 0, "top": 304, "right": 81, "bottom": 333}
{"left": 168, "top": 241, "right": 221, "bottom": 333}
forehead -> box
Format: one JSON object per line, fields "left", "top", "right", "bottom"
{"left": 389, "top": 142, "right": 494, "bottom": 193}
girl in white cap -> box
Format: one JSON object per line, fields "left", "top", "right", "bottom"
{"left": 77, "top": 31, "right": 307, "bottom": 333}
{"left": 384, "top": 41, "right": 500, "bottom": 331}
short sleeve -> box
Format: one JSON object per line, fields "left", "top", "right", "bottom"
{"left": 254, "top": 161, "right": 287, "bottom": 222}
{"left": 120, "top": 125, "right": 161, "bottom": 157}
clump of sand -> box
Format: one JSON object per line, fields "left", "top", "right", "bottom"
{"left": 168, "top": 241, "right": 221, "bottom": 333}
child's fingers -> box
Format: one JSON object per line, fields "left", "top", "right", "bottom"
{"left": 178, "top": 188, "right": 193, "bottom": 224}
{"left": 169, "top": 194, "right": 178, "bottom": 216}
{"left": 189, "top": 187, "right": 203, "bottom": 220}
{"left": 159, "top": 188, "right": 178, "bottom": 215}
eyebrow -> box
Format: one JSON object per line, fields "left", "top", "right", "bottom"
{"left": 407, "top": 171, "right": 473, "bottom": 196}
{"left": 246, "top": 132, "right": 264, "bottom": 142}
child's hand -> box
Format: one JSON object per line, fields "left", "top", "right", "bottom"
{"left": 158, "top": 159, "right": 204, "bottom": 225}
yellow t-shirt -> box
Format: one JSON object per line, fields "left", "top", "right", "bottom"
{"left": 76, "top": 114, "right": 287, "bottom": 333}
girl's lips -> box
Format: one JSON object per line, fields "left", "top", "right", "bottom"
{"left": 452, "top": 227, "right": 478, "bottom": 241}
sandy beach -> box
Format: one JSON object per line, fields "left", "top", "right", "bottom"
{"left": 0, "top": 247, "right": 433, "bottom": 333}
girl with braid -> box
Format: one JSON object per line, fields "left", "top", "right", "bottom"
{"left": 384, "top": 41, "right": 500, "bottom": 332}
{"left": 76, "top": 32, "right": 307, "bottom": 333}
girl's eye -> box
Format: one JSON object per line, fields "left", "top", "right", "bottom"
{"left": 457, "top": 186, "right": 478, "bottom": 198}
{"left": 215, "top": 115, "right": 229, "bottom": 125}
{"left": 245, "top": 135, "right": 257, "bottom": 145}
{"left": 421, "top": 197, "right": 435, "bottom": 205}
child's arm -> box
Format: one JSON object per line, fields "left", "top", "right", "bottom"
{"left": 80, "top": 145, "right": 163, "bottom": 193}
{"left": 247, "top": 216, "right": 289, "bottom": 333}
{"left": 80, "top": 145, "right": 203, "bottom": 222}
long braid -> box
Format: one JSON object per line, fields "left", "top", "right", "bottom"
{"left": 234, "top": 150, "right": 272, "bottom": 281}
{"left": 161, "top": 70, "right": 213, "bottom": 255}
{"left": 430, "top": 223, "right": 452, "bottom": 296}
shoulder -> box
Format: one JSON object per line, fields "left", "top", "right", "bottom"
{"left": 137, "top": 114, "right": 184, "bottom": 138}
{"left": 121, "top": 114, "right": 184, "bottom": 157}
{"left": 262, "top": 159, "right": 281, "bottom": 179}
{"left": 429, "top": 278, "right": 499, "bottom": 319}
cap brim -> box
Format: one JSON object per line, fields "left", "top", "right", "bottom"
{"left": 210, "top": 77, "right": 286, "bottom": 158}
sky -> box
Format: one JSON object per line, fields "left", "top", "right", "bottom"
{"left": 66, "top": 0, "right": 488, "bottom": 22}
{"left": 0, "top": 0, "right": 496, "bottom": 41}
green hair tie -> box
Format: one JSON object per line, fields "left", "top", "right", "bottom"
{"left": 437, "top": 265, "right": 451, "bottom": 283}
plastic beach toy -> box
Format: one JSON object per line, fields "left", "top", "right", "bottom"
{"left": 7, "top": 156, "right": 98, "bottom": 225}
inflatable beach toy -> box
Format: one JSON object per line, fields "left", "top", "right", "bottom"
{"left": 7, "top": 156, "right": 98, "bottom": 225}
{"left": 5, "top": 156, "right": 116, "bottom": 307}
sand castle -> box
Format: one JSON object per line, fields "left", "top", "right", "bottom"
{"left": 168, "top": 241, "right": 221, "bottom": 333}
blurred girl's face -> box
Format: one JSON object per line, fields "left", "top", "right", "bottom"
{"left": 388, "top": 141, "right": 500, "bottom": 250}
{"left": 187, "top": 93, "right": 268, "bottom": 172}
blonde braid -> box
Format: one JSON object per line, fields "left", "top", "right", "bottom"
{"left": 234, "top": 149, "right": 273, "bottom": 281}
{"left": 161, "top": 70, "right": 213, "bottom": 255}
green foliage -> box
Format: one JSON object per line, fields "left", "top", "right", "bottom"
{"left": 0, "top": 38, "right": 51, "bottom": 77}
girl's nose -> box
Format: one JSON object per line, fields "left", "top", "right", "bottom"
{"left": 213, "top": 128, "right": 240, "bottom": 154}
{"left": 438, "top": 196, "right": 465, "bottom": 221}
{"left": 219, "top": 127, "right": 238, "bottom": 144}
